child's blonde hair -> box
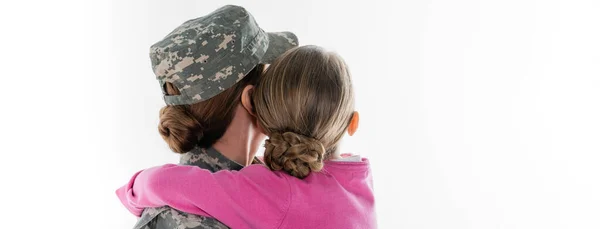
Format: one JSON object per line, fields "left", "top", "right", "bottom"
{"left": 253, "top": 45, "right": 355, "bottom": 179}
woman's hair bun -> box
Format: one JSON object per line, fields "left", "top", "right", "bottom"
{"left": 158, "top": 105, "right": 203, "bottom": 154}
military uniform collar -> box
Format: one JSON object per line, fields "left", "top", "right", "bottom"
{"left": 179, "top": 147, "right": 245, "bottom": 172}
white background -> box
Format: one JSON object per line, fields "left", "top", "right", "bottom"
{"left": 0, "top": 0, "right": 599, "bottom": 228}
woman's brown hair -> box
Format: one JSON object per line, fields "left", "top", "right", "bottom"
{"left": 158, "top": 64, "right": 265, "bottom": 153}
{"left": 253, "top": 46, "right": 355, "bottom": 179}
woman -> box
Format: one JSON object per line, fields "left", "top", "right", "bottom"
{"left": 131, "top": 5, "right": 298, "bottom": 229}
{"left": 118, "top": 46, "right": 377, "bottom": 228}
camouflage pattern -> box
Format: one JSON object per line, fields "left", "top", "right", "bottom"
{"left": 133, "top": 207, "right": 228, "bottom": 229}
{"left": 133, "top": 147, "right": 263, "bottom": 229}
{"left": 150, "top": 5, "right": 298, "bottom": 105}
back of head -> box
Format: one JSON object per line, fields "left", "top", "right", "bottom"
{"left": 159, "top": 65, "right": 263, "bottom": 153}
{"left": 150, "top": 5, "right": 299, "bottom": 154}
{"left": 253, "top": 45, "right": 355, "bottom": 179}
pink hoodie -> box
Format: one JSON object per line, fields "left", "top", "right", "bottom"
{"left": 116, "top": 158, "right": 376, "bottom": 229}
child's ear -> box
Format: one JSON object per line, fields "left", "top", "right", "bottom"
{"left": 348, "top": 111, "right": 359, "bottom": 136}
{"left": 241, "top": 85, "right": 256, "bottom": 116}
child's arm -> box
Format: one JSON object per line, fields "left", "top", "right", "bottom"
{"left": 116, "top": 164, "right": 291, "bottom": 229}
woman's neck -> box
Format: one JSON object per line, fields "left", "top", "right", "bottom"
{"left": 212, "top": 136, "right": 256, "bottom": 166}
{"left": 212, "top": 105, "right": 265, "bottom": 166}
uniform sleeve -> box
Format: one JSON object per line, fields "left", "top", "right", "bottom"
{"left": 116, "top": 164, "right": 291, "bottom": 229}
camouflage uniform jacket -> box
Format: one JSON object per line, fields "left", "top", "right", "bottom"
{"left": 132, "top": 147, "right": 261, "bottom": 229}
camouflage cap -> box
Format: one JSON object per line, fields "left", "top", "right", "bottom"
{"left": 150, "top": 5, "right": 299, "bottom": 105}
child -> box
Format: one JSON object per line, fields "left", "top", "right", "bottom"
{"left": 117, "top": 45, "right": 377, "bottom": 229}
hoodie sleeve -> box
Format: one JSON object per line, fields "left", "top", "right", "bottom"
{"left": 116, "top": 164, "right": 291, "bottom": 229}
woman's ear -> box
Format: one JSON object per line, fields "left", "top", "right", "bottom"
{"left": 348, "top": 111, "right": 360, "bottom": 136}
{"left": 241, "top": 85, "right": 256, "bottom": 117}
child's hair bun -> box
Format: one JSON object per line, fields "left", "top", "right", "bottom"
{"left": 263, "top": 132, "right": 326, "bottom": 179}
